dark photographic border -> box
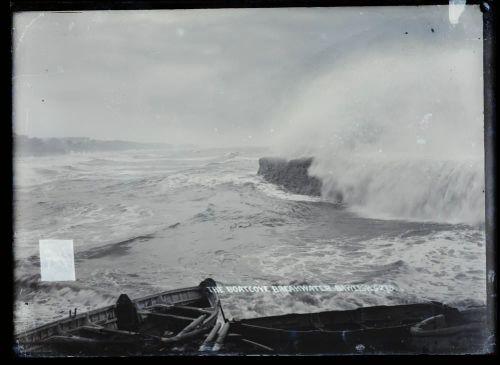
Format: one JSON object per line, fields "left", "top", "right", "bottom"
{"left": 5, "top": 0, "right": 496, "bottom": 358}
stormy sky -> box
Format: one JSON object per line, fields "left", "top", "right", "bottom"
{"left": 13, "top": 6, "right": 483, "bottom": 148}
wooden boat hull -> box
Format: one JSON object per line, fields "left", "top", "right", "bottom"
{"left": 410, "top": 307, "right": 489, "bottom": 354}
{"left": 15, "top": 281, "right": 488, "bottom": 355}
{"left": 224, "top": 302, "right": 484, "bottom": 354}
{"left": 15, "top": 278, "right": 220, "bottom": 356}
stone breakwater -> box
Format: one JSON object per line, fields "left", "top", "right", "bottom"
{"left": 257, "top": 157, "right": 322, "bottom": 196}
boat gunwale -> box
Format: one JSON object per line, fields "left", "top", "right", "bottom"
{"left": 230, "top": 302, "right": 463, "bottom": 336}
{"left": 231, "top": 321, "right": 415, "bottom": 335}
{"left": 410, "top": 322, "right": 487, "bottom": 337}
{"left": 15, "top": 285, "right": 207, "bottom": 338}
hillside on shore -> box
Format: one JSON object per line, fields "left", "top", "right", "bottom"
{"left": 14, "top": 135, "right": 169, "bottom": 157}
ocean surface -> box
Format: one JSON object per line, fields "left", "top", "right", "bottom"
{"left": 13, "top": 147, "right": 486, "bottom": 333}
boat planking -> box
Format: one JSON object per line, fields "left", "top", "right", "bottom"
{"left": 15, "top": 278, "right": 221, "bottom": 355}
{"left": 14, "top": 279, "right": 489, "bottom": 355}
{"left": 224, "top": 302, "right": 489, "bottom": 354}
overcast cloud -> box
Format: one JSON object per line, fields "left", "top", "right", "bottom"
{"left": 13, "top": 6, "right": 482, "bottom": 147}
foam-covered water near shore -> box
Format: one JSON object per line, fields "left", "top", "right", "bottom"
{"left": 13, "top": 147, "right": 486, "bottom": 332}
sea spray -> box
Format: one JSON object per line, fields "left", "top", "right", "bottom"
{"left": 269, "top": 9, "right": 484, "bottom": 225}
{"left": 311, "top": 157, "right": 484, "bottom": 225}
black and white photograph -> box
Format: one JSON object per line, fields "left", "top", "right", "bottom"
{"left": 11, "top": 3, "right": 495, "bottom": 356}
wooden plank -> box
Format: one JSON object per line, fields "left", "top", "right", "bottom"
{"left": 78, "top": 326, "right": 141, "bottom": 337}
{"left": 212, "top": 322, "right": 230, "bottom": 352}
{"left": 46, "top": 335, "right": 100, "bottom": 344}
{"left": 159, "top": 326, "right": 210, "bottom": 345}
{"left": 240, "top": 338, "right": 274, "bottom": 352}
{"left": 175, "top": 305, "right": 213, "bottom": 314}
{"left": 93, "top": 317, "right": 117, "bottom": 326}
{"left": 134, "top": 287, "right": 202, "bottom": 310}
{"left": 153, "top": 304, "right": 213, "bottom": 315}
{"left": 137, "top": 311, "right": 194, "bottom": 322}
{"left": 198, "top": 322, "right": 222, "bottom": 351}
{"left": 77, "top": 325, "right": 170, "bottom": 344}
{"left": 178, "top": 315, "right": 207, "bottom": 336}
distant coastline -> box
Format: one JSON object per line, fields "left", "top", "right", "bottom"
{"left": 14, "top": 134, "right": 171, "bottom": 157}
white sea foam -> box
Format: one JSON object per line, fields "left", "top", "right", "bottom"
{"left": 13, "top": 147, "right": 486, "bottom": 330}
{"left": 312, "top": 157, "right": 485, "bottom": 225}
{"left": 270, "top": 29, "right": 484, "bottom": 225}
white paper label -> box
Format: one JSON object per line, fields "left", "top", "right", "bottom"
{"left": 39, "top": 239, "right": 76, "bottom": 281}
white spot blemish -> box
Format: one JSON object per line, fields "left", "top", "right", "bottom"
{"left": 176, "top": 28, "right": 185, "bottom": 37}
{"left": 419, "top": 113, "right": 433, "bottom": 129}
{"left": 355, "top": 344, "right": 365, "bottom": 352}
{"left": 449, "top": 0, "right": 466, "bottom": 25}
{"left": 488, "top": 270, "right": 495, "bottom": 284}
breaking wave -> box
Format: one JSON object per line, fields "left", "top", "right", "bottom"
{"left": 269, "top": 18, "right": 484, "bottom": 225}
{"left": 311, "top": 157, "right": 484, "bottom": 225}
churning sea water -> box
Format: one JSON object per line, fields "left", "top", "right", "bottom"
{"left": 13, "top": 146, "right": 486, "bottom": 332}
